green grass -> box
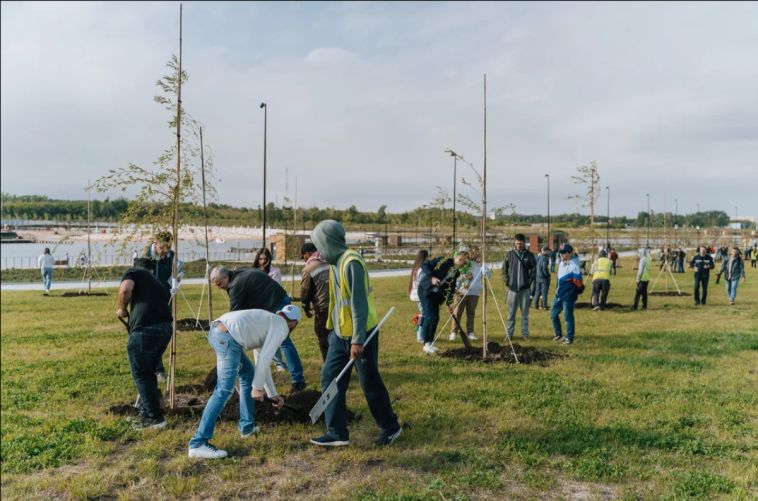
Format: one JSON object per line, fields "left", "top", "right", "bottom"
{"left": 1, "top": 256, "right": 757, "bottom": 500}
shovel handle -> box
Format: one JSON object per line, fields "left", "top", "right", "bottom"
{"left": 118, "top": 315, "right": 129, "bottom": 333}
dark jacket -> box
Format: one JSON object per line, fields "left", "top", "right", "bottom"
{"left": 689, "top": 254, "right": 715, "bottom": 278}
{"left": 300, "top": 254, "right": 330, "bottom": 314}
{"left": 719, "top": 256, "right": 745, "bottom": 281}
{"left": 227, "top": 268, "right": 289, "bottom": 312}
{"left": 418, "top": 256, "right": 459, "bottom": 305}
{"left": 535, "top": 254, "right": 551, "bottom": 282}
{"left": 502, "top": 249, "right": 536, "bottom": 292}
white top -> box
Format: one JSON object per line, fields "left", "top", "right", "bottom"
{"left": 268, "top": 266, "right": 282, "bottom": 284}
{"left": 214, "top": 309, "right": 290, "bottom": 397}
{"left": 409, "top": 267, "right": 422, "bottom": 302}
{"left": 38, "top": 254, "right": 54, "bottom": 269}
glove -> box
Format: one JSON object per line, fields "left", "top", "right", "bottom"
{"left": 170, "top": 277, "right": 180, "bottom": 296}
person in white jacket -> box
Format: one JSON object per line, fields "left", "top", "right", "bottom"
{"left": 188, "top": 305, "right": 302, "bottom": 459}
{"left": 37, "top": 247, "right": 55, "bottom": 294}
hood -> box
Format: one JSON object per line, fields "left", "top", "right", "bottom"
{"left": 311, "top": 220, "right": 348, "bottom": 265}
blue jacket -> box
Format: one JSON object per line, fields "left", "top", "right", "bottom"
{"left": 555, "top": 259, "right": 584, "bottom": 302}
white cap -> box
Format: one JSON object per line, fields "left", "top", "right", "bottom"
{"left": 279, "top": 304, "right": 302, "bottom": 322}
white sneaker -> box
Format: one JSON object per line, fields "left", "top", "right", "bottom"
{"left": 188, "top": 443, "right": 228, "bottom": 459}
{"left": 423, "top": 343, "right": 438, "bottom": 354}
{"left": 240, "top": 425, "right": 260, "bottom": 438}
{"left": 448, "top": 332, "right": 457, "bottom": 341}
{"left": 275, "top": 365, "right": 286, "bottom": 373}
{"left": 467, "top": 333, "right": 477, "bottom": 340}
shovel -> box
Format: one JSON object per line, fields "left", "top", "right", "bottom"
{"left": 309, "top": 306, "right": 395, "bottom": 424}
{"left": 447, "top": 303, "right": 472, "bottom": 349}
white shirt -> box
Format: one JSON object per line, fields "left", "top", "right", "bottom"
{"left": 214, "top": 309, "right": 290, "bottom": 397}
{"left": 38, "top": 254, "right": 54, "bottom": 269}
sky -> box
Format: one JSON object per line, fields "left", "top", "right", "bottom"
{"left": 2, "top": 1, "right": 757, "bottom": 218}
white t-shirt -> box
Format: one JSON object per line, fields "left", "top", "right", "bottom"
{"left": 214, "top": 309, "right": 290, "bottom": 397}
{"left": 38, "top": 254, "right": 55, "bottom": 270}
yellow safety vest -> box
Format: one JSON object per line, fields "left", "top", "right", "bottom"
{"left": 640, "top": 256, "right": 650, "bottom": 281}
{"left": 326, "top": 249, "right": 378, "bottom": 339}
{"left": 592, "top": 257, "right": 612, "bottom": 281}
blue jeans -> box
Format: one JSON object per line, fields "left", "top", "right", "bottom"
{"left": 418, "top": 293, "right": 440, "bottom": 344}
{"left": 189, "top": 327, "right": 256, "bottom": 449}
{"left": 726, "top": 279, "right": 739, "bottom": 302}
{"left": 41, "top": 267, "right": 52, "bottom": 290}
{"left": 321, "top": 331, "right": 399, "bottom": 440}
{"left": 551, "top": 295, "right": 576, "bottom": 342}
{"left": 273, "top": 297, "right": 305, "bottom": 384}
{"left": 415, "top": 301, "right": 424, "bottom": 343}
{"left": 127, "top": 322, "right": 172, "bottom": 420}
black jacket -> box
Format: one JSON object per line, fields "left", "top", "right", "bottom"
{"left": 418, "top": 257, "right": 459, "bottom": 305}
{"left": 689, "top": 254, "right": 714, "bottom": 278}
{"left": 502, "top": 249, "right": 536, "bottom": 291}
{"left": 227, "top": 268, "right": 289, "bottom": 312}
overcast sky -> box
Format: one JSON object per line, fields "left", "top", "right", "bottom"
{"left": 2, "top": 1, "right": 757, "bottom": 218}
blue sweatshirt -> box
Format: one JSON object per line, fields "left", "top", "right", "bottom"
{"left": 555, "top": 259, "right": 584, "bottom": 302}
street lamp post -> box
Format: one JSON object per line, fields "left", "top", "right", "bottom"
{"left": 605, "top": 186, "right": 610, "bottom": 249}
{"left": 646, "top": 193, "right": 651, "bottom": 248}
{"left": 259, "top": 102, "right": 267, "bottom": 249}
{"left": 545, "top": 174, "right": 550, "bottom": 249}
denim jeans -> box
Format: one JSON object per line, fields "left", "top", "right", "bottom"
{"left": 414, "top": 301, "right": 424, "bottom": 343}
{"left": 726, "top": 279, "right": 739, "bottom": 302}
{"left": 533, "top": 280, "right": 550, "bottom": 309}
{"left": 41, "top": 267, "right": 52, "bottom": 290}
{"left": 551, "top": 296, "right": 576, "bottom": 342}
{"left": 418, "top": 293, "right": 440, "bottom": 343}
{"left": 189, "top": 327, "right": 256, "bottom": 449}
{"left": 321, "top": 331, "right": 399, "bottom": 440}
{"left": 127, "top": 322, "right": 172, "bottom": 420}
{"left": 506, "top": 289, "right": 531, "bottom": 337}
{"left": 272, "top": 297, "right": 305, "bottom": 384}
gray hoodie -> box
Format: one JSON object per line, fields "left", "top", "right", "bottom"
{"left": 310, "top": 220, "right": 371, "bottom": 345}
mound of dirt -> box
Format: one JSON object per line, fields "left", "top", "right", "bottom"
{"left": 439, "top": 342, "right": 563, "bottom": 365}
{"left": 649, "top": 291, "right": 691, "bottom": 296}
{"left": 575, "top": 302, "right": 626, "bottom": 309}
{"left": 61, "top": 291, "right": 108, "bottom": 297}
{"left": 176, "top": 318, "right": 211, "bottom": 331}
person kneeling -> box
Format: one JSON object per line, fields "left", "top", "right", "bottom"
{"left": 188, "top": 305, "right": 302, "bottom": 459}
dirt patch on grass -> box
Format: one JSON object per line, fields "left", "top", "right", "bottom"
{"left": 60, "top": 291, "right": 109, "bottom": 297}
{"left": 575, "top": 302, "right": 626, "bottom": 309}
{"left": 439, "top": 342, "right": 563, "bottom": 365}
{"left": 176, "top": 318, "right": 210, "bottom": 331}
{"left": 649, "top": 291, "right": 691, "bottom": 296}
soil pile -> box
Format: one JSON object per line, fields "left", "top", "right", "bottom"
{"left": 439, "top": 342, "right": 563, "bottom": 365}
{"left": 575, "top": 302, "right": 625, "bottom": 309}
{"left": 649, "top": 291, "right": 691, "bottom": 296}
{"left": 176, "top": 318, "right": 211, "bottom": 331}
{"left": 61, "top": 291, "right": 108, "bottom": 297}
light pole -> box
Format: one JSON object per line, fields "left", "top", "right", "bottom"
{"left": 260, "top": 102, "right": 267, "bottom": 249}
{"left": 646, "top": 193, "right": 651, "bottom": 248}
{"left": 674, "top": 198, "right": 678, "bottom": 246}
{"left": 445, "top": 149, "right": 459, "bottom": 251}
{"left": 605, "top": 186, "right": 610, "bottom": 249}
{"left": 545, "top": 174, "right": 550, "bottom": 249}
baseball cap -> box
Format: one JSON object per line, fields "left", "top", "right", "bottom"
{"left": 300, "top": 242, "right": 317, "bottom": 258}
{"left": 558, "top": 243, "right": 574, "bottom": 254}
{"left": 279, "top": 304, "right": 302, "bottom": 322}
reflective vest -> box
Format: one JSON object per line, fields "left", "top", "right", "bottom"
{"left": 326, "top": 249, "right": 378, "bottom": 339}
{"left": 592, "top": 257, "right": 612, "bottom": 281}
{"left": 640, "top": 256, "right": 651, "bottom": 281}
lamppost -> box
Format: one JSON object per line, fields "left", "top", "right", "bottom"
{"left": 259, "top": 102, "right": 267, "bottom": 249}
{"left": 646, "top": 193, "right": 651, "bottom": 248}
{"left": 545, "top": 173, "right": 550, "bottom": 249}
{"left": 674, "top": 198, "right": 678, "bottom": 246}
{"left": 444, "top": 149, "right": 459, "bottom": 250}
{"left": 605, "top": 186, "right": 610, "bottom": 249}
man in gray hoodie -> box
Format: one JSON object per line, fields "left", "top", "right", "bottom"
{"left": 309, "top": 220, "right": 402, "bottom": 447}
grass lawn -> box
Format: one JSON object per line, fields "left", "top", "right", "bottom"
{"left": 1, "top": 256, "right": 756, "bottom": 500}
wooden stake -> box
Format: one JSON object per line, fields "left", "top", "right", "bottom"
{"left": 482, "top": 74, "right": 488, "bottom": 359}
{"left": 200, "top": 126, "right": 212, "bottom": 322}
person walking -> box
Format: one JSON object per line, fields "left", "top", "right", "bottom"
{"left": 677, "top": 248, "right": 686, "bottom": 273}
{"left": 116, "top": 258, "right": 173, "bottom": 430}
{"left": 502, "top": 234, "right": 536, "bottom": 340}
{"left": 689, "top": 246, "right": 715, "bottom": 306}
{"left": 210, "top": 266, "right": 307, "bottom": 392}
{"left": 300, "top": 242, "right": 331, "bottom": 361}
{"left": 450, "top": 247, "right": 485, "bottom": 341}
{"left": 309, "top": 220, "right": 402, "bottom": 447}
{"left": 609, "top": 247, "right": 619, "bottom": 276}
{"left": 551, "top": 244, "right": 584, "bottom": 345}
{"left": 532, "top": 247, "right": 551, "bottom": 311}
{"left": 717, "top": 248, "right": 746, "bottom": 305}
{"left": 590, "top": 249, "right": 613, "bottom": 311}
{"left": 418, "top": 251, "right": 469, "bottom": 353}
{"left": 409, "top": 249, "right": 429, "bottom": 344}
{"left": 631, "top": 248, "right": 651, "bottom": 311}
{"left": 187, "top": 306, "right": 300, "bottom": 459}
{"left": 37, "top": 247, "right": 54, "bottom": 295}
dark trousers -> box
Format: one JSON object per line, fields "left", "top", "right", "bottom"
{"left": 419, "top": 293, "right": 440, "bottom": 344}
{"left": 694, "top": 275, "right": 709, "bottom": 304}
{"left": 314, "top": 310, "right": 330, "bottom": 362}
{"left": 633, "top": 281, "right": 649, "bottom": 309}
{"left": 611, "top": 261, "right": 617, "bottom": 275}
{"left": 321, "top": 331, "right": 399, "bottom": 440}
{"left": 591, "top": 279, "right": 611, "bottom": 308}
{"left": 533, "top": 279, "right": 550, "bottom": 309}
{"left": 127, "top": 322, "right": 172, "bottom": 419}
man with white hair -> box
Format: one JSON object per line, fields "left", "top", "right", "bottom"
{"left": 188, "top": 305, "right": 302, "bottom": 459}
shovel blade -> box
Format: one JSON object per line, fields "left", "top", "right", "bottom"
{"left": 309, "top": 379, "right": 339, "bottom": 424}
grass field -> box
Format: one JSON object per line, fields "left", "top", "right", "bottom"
{"left": 1, "top": 256, "right": 756, "bottom": 500}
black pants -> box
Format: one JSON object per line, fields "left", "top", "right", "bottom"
{"left": 592, "top": 279, "right": 611, "bottom": 308}
{"left": 694, "top": 275, "right": 709, "bottom": 304}
{"left": 313, "top": 310, "right": 330, "bottom": 362}
{"left": 127, "top": 322, "right": 172, "bottom": 419}
{"left": 633, "top": 281, "right": 649, "bottom": 309}
{"left": 321, "top": 331, "right": 399, "bottom": 440}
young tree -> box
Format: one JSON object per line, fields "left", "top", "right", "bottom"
{"left": 569, "top": 161, "right": 600, "bottom": 256}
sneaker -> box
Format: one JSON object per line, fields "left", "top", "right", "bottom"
{"left": 521, "top": 334, "right": 529, "bottom": 340}
{"left": 275, "top": 365, "right": 287, "bottom": 373}
{"left": 448, "top": 332, "right": 457, "bottom": 341}
{"left": 563, "top": 338, "right": 573, "bottom": 345}
{"left": 132, "top": 417, "right": 167, "bottom": 431}
{"left": 290, "top": 382, "right": 307, "bottom": 393}
{"left": 240, "top": 425, "right": 260, "bottom": 438}
{"left": 374, "top": 426, "right": 403, "bottom": 446}
{"left": 310, "top": 434, "right": 349, "bottom": 447}
{"left": 729, "top": 301, "right": 735, "bottom": 305}
{"left": 592, "top": 306, "right": 601, "bottom": 311}
{"left": 467, "top": 333, "right": 477, "bottom": 340}
{"left": 423, "top": 343, "right": 438, "bottom": 354}
{"left": 188, "top": 443, "right": 228, "bottom": 459}
{"left": 553, "top": 334, "right": 563, "bottom": 342}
